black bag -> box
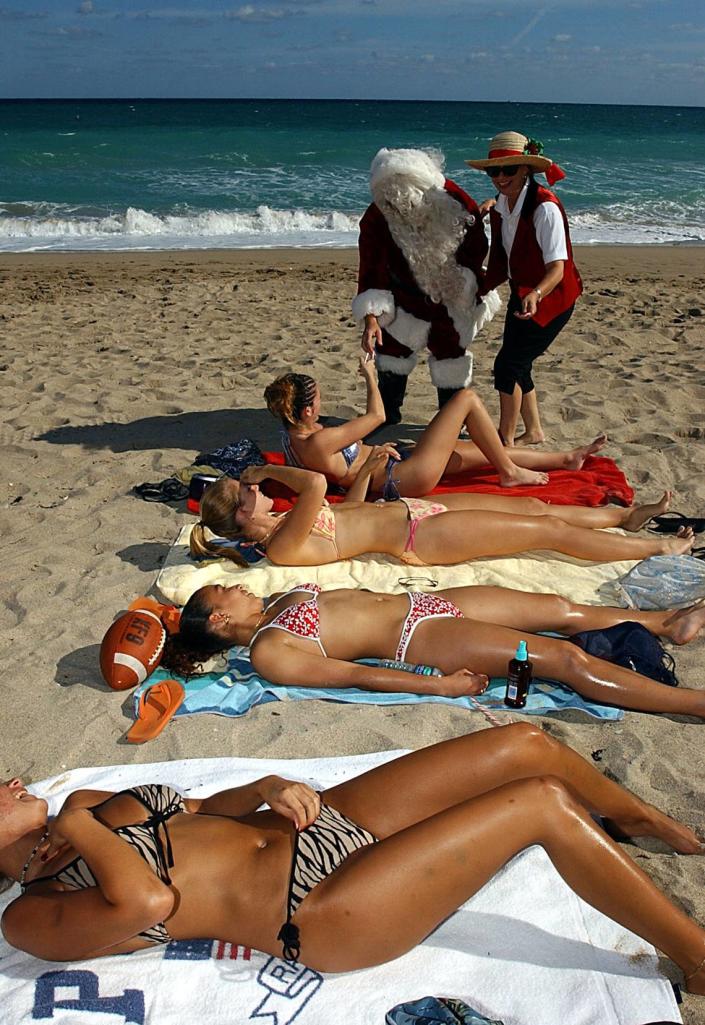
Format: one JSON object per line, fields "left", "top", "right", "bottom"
{"left": 569, "top": 621, "right": 679, "bottom": 687}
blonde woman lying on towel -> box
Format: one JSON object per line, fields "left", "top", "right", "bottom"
{"left": 3, "top": 725, "right": 705, "bottom": 989}
{"left": 264, "top": 356, "right": 608, "bottom": 493}
{"left": 162, "top": 579, "right": 705, "bottom": 719}
{"left": 189, "top": 461, "right": 693, "bottom": 569}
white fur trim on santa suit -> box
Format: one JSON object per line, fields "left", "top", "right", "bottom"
{"left": 386, "top": 307, "right": 430, "bottom": 352}
{"left": 370, "top": 147, "right": 445, "bottom": 199}
{"left": 352, "top": 288, "right": 395, "bottom": 327}
{"left": 375, "top": 351, "right": 419, "bottom": 376}
{"left": 428, "top": 352, "right": 473, "bottom": 389}
{"left": 469, "top": 287, "right": 502, "bottom": 339}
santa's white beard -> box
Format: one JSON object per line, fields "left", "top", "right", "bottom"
{"left": 376, "top": 186, "right": 476, "bottom": 310}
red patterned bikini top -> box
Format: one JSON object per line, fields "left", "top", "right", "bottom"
{"left": 251, "top": 585, "right": 327, "bottom": 655}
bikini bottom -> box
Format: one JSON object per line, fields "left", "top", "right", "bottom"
{"left": 399, "top": 497, "right": 448, "bottom": 567}
{"left": 382, "top": 444, "right": 415, "bottom": 501}
{"left": 396, "top": 591, "right": 465, "bottom": 662}
{"left": 277, "top": 802, "right": 378, "bottom": 962}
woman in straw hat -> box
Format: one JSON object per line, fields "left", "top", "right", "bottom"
{"left": 467, "top": 131, "right": 582, "bottom": 447}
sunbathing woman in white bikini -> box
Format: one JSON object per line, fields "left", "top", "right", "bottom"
{"left": 162, "top": 579, "right": 705, "bottom": 720}
{"left": 264, "top": 356, "right": 608, "bottom": 494}
{"left": 3, "top": 726, "right": 705, "bottom": 989}
{"left": 189, "top": 460, "right": 692, "bottom": 568}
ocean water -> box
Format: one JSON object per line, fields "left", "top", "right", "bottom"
{"left": 1, "top": 99, "right": 704, "bottom": 252}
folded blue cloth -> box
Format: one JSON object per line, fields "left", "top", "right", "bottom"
{"left": 135, "top": 647, "right": 623, "bottom": 721}
{"left": 602, "top": 554, "right": 705, "bottom": 610}
{"left": 386, "top": 996, "right": 504, "bottom": 1025}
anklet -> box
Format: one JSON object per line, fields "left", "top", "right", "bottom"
{"left": 685, "top": 954, "right": 705, "bottom": 981}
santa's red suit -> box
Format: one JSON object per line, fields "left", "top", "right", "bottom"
{"left": 352, "top": 149, "right": 500, "bottom": 396}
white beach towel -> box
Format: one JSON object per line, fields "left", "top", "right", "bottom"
{"left": 0, "top": 755, "right": 681, "bottom": 1025}
{"left": 156, "top": 524, "right": 639, "bottom": 606}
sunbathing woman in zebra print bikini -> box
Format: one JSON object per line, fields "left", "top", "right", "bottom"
{"left": 2, "top": 728, "right": 705, "bottom": 991}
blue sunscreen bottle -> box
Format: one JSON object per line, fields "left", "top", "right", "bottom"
{"left": 504, "top": 640, "right": 532, "bottom": 708}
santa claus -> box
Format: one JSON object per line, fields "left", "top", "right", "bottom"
{"left": 352, "top": 147, "right": 500, "bottom": 423}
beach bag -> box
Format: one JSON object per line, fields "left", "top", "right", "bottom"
{"left": 569, "top": 622, "right": 679, "bottom": 687}
{"left": 195, "top": 438, "right": 265, "bottom": 478}
{"left": 386, "top": 996, "right": 504, "bottom": 1025}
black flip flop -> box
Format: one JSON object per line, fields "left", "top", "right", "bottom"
{"left": 133, "top": 478, "right": 189, "bottom": 503}
{"left": 648, "top": 511, "right": 705, "bottom": 534}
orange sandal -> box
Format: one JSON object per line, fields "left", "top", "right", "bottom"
{"left": 126, "top": 679, "right": 185, "bottom": 744}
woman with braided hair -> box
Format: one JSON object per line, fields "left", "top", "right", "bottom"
{"left": 263, "top": 356, "right": 607, "bottom": 496}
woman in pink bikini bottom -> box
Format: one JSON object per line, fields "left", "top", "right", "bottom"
{"left": 162, "top": 581, "right": 705, "bottom": 720}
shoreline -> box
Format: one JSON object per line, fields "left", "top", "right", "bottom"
{"left": 0, "top": 242, "right": 703, "bottom": 272}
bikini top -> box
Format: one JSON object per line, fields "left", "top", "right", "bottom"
{"left": 23, "top": 784, "right": 185, "bottom": 946}
{"left": 280, "top": 428, "right": 360, "bottom": 470}
{"left": 264, "top": 504, "right": 337, "bottom": 550}
{"left": 251, "top": 585, "right": 327, "bottom": 655}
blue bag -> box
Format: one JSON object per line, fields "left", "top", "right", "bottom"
{"left": 386, "top": 996, "right": 504, "bottom": 1025}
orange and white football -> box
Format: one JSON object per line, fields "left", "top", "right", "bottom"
{"left": 100, "top": 608, "right": 166, "bottom": 691}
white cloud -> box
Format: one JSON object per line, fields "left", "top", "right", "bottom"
{"left": 553, "top": 33, "right": 571, "bottom": 42}
{"left": 78, "top": 0, "right": 94, "bottom": 13}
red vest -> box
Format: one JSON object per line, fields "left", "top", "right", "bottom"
{"left": 485, "top": 182, "right": 582, "bottom": 327}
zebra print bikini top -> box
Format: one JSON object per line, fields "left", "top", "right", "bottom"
{"left": 22, "top": 784, "right": 185, "bottom": 945}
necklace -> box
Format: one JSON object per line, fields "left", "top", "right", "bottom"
{"left": 19, "top": 830, "right": 49, "bottom": 887}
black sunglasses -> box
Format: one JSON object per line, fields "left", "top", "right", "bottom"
{"left": 486, "top": 165, "right": 521, "bottom": 178}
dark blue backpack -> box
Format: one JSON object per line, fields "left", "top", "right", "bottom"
{"left": 195, "top": 438, "right": 265, "bottom": 479}
{"left": 569, "top": 621, "right": 679, "bottom": 687}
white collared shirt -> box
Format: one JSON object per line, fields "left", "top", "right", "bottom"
{"left": 495, "top": 182, "right": 568, "bottom": 263}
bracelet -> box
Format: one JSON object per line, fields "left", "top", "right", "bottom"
{"left": 534, "top": 287, "right": 543, "bottom": 300}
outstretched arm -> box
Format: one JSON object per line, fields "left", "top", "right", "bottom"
{"left": 252, "top": 640, "right": 488, "bottom": 697}
{"left": 305, "top": 356, "right": 385, "bottom": 460}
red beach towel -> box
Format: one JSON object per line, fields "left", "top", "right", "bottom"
{"left": 261, "top": 452, "right": 634, "bottom": 512}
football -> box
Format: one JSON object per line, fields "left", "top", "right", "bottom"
{"left": 100, "top": 608, "right": 167, "bottom": 691}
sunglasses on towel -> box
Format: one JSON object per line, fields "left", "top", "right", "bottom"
{"left": 486, "top": 165, "right": 521, "bottom": 178}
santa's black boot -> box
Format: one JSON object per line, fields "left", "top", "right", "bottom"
{"left": 377, "top": 370, "right": 408, "bottom": 425}
{"left": 436, "top": 387, "right": 462, "bottom": 410}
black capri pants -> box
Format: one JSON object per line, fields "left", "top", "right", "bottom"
{"left": 493, "top": 292, "right": 574, "bottom": 395}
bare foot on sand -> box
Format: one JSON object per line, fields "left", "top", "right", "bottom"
{"left": 514, "top": 431, "right": 546, "bottom": 446}
{"left": 661, "top": 526, "right": 695, "bottom": 555}
{"left": 686, "top": 957, "right": 705, "bottom": 995}
{"left": 500, "top": 466, "right": 550, "bottom": 488}
{"left": 623, "top": 490, "right": 672, "bottom": 532}
{"left": 605, "top": 804, "right": 704, "bottom": 854}
{"left": 663, "top": 598, "right": 705, "bottom": 645}
{"left": 563, "top": 434, "right": 608, "bottom": 470}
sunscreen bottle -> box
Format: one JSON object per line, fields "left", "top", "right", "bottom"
{"left": 504, "top": 640, "right": 532, "bottom": 708}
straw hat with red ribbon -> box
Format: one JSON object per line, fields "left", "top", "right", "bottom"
{"left": 466, "top": 131, "right": 566, "bottom": 187}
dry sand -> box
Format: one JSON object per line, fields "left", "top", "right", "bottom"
{"left": 1, "top": 245, "right": 704, "bottom": 1019}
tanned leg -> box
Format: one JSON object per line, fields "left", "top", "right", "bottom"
{"left": 440, "top": 585, "right": 705, "bottom": 646}
{"left": 379, "top": 389, "right": 550, "bottom": 495}
{"left": 323, "top": 723, "right": 702, "bottom": 853}
{"left": 401, "top": 617, "right": 705, "bottom": 718}
{"left": 415, "top": 509, "right": 694, "bottom": 564}
{"left": 295, "top": 776, "right": 705, "bottom": 977}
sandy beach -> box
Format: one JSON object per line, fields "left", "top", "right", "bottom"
{"left": 1, "top": 244, "right": 704, "bottom": 1020}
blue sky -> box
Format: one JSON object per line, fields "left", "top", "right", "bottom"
{"left": 1, "top": 0, "right": 703, "bottom": 105}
